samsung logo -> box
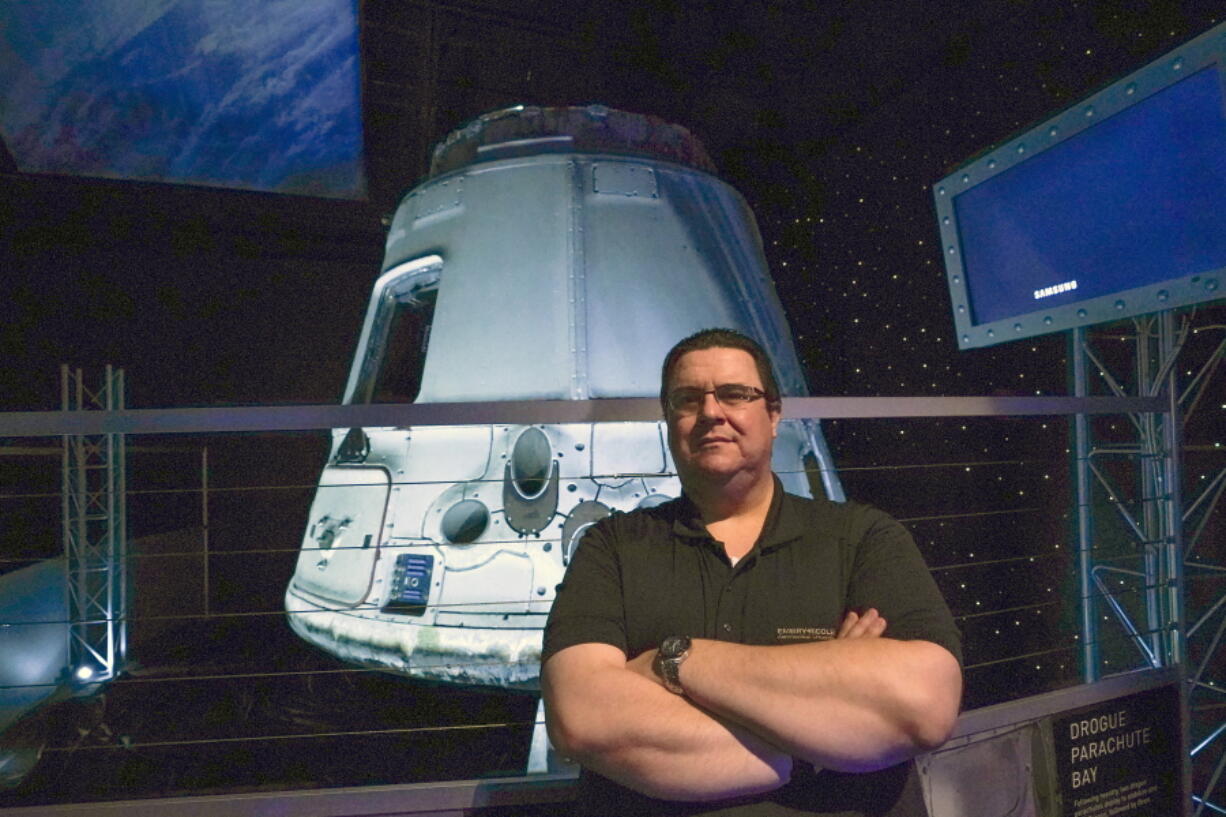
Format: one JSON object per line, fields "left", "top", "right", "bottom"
{"left": 1034, "top": 280, "right": 1078, "bottom": 300}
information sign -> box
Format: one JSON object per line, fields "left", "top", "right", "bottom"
{"left": 1052, "top": 683, "right": 1182, "bottom": 817}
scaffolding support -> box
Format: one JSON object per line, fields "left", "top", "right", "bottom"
{"left": 61, "top": 365, "right": 128, "bottom": 685}
{"left": 1072, "top": 311, "right": 1223, "bottom": 815}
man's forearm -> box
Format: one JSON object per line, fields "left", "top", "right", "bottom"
{"left": 543, "top": 644, "right": 792, "bottom": 801}
{"left": 677, "top": 636, "right": 962, "bottom": 772}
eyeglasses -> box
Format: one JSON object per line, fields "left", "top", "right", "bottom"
{"left": 667, "top": 384, "right": 768, "bottom": 414}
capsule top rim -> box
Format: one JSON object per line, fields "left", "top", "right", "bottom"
{"left": 428, "top": 105, "right": 718, "bottom": 178}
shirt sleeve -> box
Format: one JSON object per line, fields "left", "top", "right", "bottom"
{"left": 541, "top": 517, "right": 630, "bottom": 665}
{"left": 843, "top": 505, "right": 963, "bottom": 666}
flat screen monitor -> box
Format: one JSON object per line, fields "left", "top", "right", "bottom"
{"left": 0, "top": 0, "right": 366, "bottom": 200}
{"left": 934, "top": 21, "right": 1226, "bottom": 349}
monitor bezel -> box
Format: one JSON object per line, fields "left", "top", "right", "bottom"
{"left": 934, "top": 22, "right": 1226, "bottom": 350}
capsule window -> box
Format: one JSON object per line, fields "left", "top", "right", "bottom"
{"left": 440, "top": 499, "right": 489, "bottom": 544}
{"left": 371, "top": 286, "right": 437, "bottom": 403}
{"left": 510, "top": 427, "right": 553, "bottom": 499}
{"left": 354, "top": 258, "right": 442, "bottom": 404}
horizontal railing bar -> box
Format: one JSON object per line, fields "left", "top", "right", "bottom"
{"left": 0, "top": 671, "right": 1181, "bottom": 817}
{"left": 783, "top": 395, "right": 1166, "bottom": 419}
{"left": 40, "top": 719, "right": 535, "bottom": 754}
{"left": 0, "top": 773, "right": 582, "bottom": 817}
{"left": 0, "top": 395, "right": 1167, "bottom": 437}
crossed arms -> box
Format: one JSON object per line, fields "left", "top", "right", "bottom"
{"left": 541, "top": 609, "right": 962, "bottom": 802}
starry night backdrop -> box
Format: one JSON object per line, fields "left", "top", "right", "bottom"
{"left": 1, "top": 0, "right": 1223, "bottom": 806}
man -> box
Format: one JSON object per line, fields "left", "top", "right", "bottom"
{"left": 542, "top": 328, "right": 963, "bottom": 816}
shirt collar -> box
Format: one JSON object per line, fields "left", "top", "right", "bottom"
{"left": 669, "top": 494, "right": 708, "bottom": 540}
{"left": 670, "top": 475, "right": 805, "bottom": 553}
{"left": 759, "top": 475, "right": 806, "bottom": 551}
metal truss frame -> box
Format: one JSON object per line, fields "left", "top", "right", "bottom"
{"left": 1072, "top": 309, "right": 1224, "bottom": 816}
{"left": 60, "top": 365, "right": 127, "bottom": 685}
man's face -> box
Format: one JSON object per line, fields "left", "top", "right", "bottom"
{"left": 665, "top": 347, "right": 780, "bottom": 486}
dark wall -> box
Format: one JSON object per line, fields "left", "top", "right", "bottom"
{"left": 1, "top": 174, "right": 385, "bottom": 412}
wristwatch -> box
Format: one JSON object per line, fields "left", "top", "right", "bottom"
{"left": 655, "top": 635, "right": 691, "bottom": 695}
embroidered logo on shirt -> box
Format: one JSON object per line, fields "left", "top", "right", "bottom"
{"left": 776, "top": 626, "right": 835, "bottom": 642}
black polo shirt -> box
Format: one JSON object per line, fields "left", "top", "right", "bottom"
{"left": 543, "top": 478, "right": 962, "bottom": 817}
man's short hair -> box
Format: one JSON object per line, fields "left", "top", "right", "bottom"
{"left": 659, "top": 328, "right": 783, "bottom": 413}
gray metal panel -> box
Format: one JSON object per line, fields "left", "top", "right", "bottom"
{"left": 921, "top": 724, "right": 1041, "bottom": 817}
{"left": 582, "top": 160, "right": 806, "bottom": 398}
{"left": 379, "top": 151, "right": 810, "bottom": 404}
{"left": 582, "top": 162, "right": 746, "bottom": 396}
{"left": 403, "top": 159, "right": 577, "bottom": 402}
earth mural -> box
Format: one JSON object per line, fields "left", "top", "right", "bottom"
{"left": 0, "top": 0, "right": 365, "bottom": 199}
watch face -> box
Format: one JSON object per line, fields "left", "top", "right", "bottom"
{"left": 661, "top": 635, "right": 691, "bottom": 658}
